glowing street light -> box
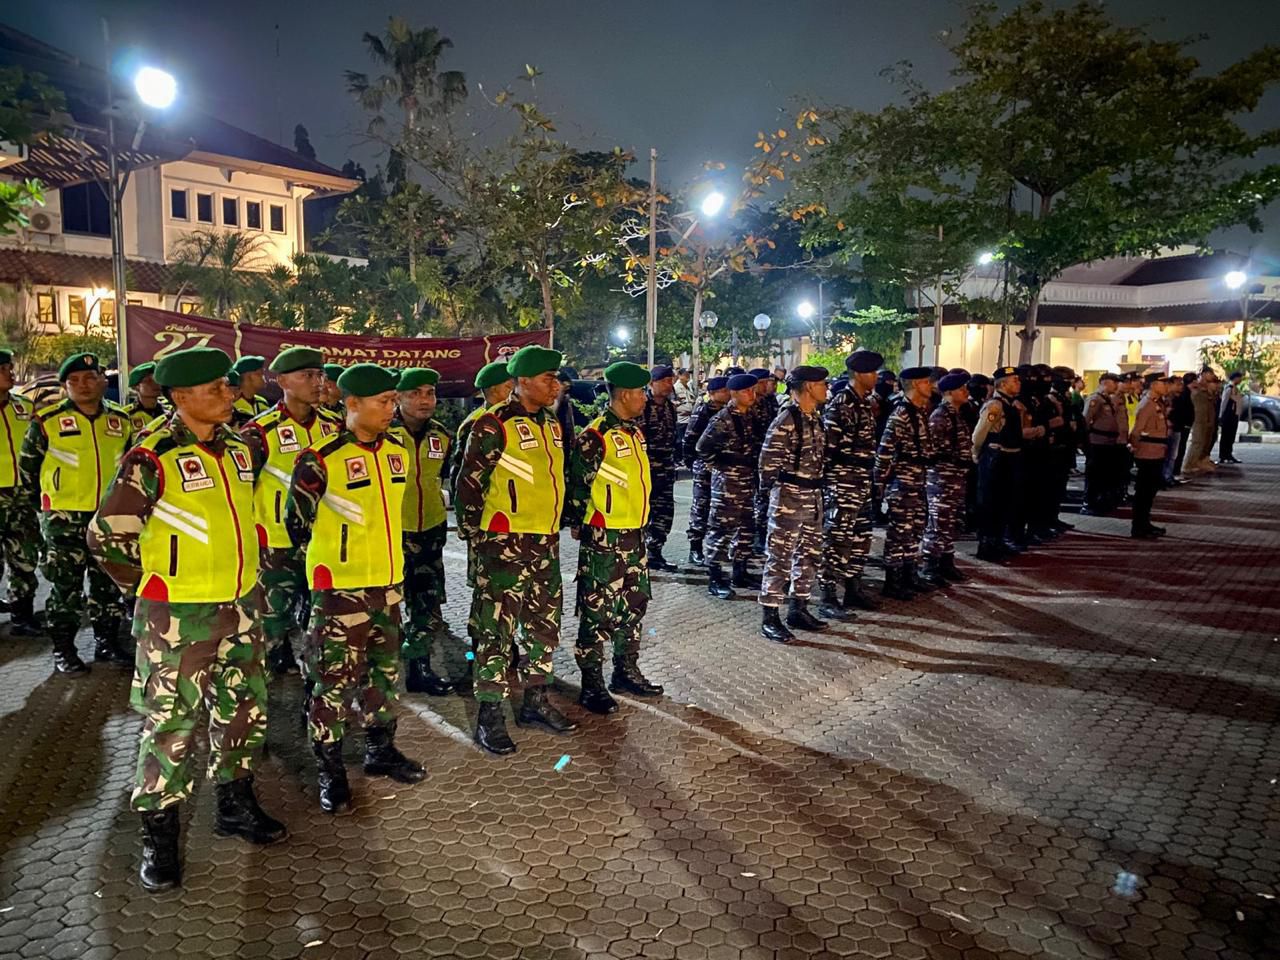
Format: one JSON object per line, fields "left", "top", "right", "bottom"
{"left": 1225, "top": 270, "right": 1248, "bottom": 290}
{"left": 614, "top": 326, "right": 630, "bottom": 344}
{"left": 699, "top": 310, "right": 718, "bottom": 330}
{"left": 134, "top": 66, "right": 177, "bottom": 110}
{"left": 699, "top": 191, "right": 726, "bottom": 218}
{"left": 977, "top": 251, "right": 995, "bottom": 266}
{"left": 796, "top": 300, "right": 816, "bottom": 320}
{"left": 752, "top": 313, "right": 772, "bottom": 333}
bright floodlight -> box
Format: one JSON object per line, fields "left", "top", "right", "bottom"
{"left": 1224, "top": 270, "right": 1248, "bottom": 290}
{"left": 796, "top": 300, "right": 816, "bottom": 319}
{"left": 134, "top": 67, "right": 177, "bottom": 109}
{"left": 699, "top": 310, "right": 718, "bottom": 330}
{"left": 977, "top": 251, "right": 995, "bottom": 266}
{"left": 752, "top": 312, "right": 771, "bottom": 332}
{"left": 615, "top": 325, "right": 630, "bottom": 343}
{"left": 700, "top": 191, "right": 726, "bottom": 218}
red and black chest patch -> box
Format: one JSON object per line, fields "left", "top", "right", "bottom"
{"left": 176, "top": 454, "right": 215, "bottom": 492}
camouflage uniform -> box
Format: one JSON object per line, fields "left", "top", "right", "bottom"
{"left": 86, "top": 414, "right": 267, "bottom": 811}
{"left": 639, "top": 389, "right": 677, "bottom": 556}
{"left": 758, "top": 406, "right": 825, "bottom": 607}
{"left": 751, "top": 392, "right": 780, "bottom": 547}
{"left": 921, "top": 401, "right": 971, "bottom": 559}
{"left": 455, "top": 400, "right": 564, "bottom": 703}
{"left": 682, "top": 396, "right": 723, "bottom": 546}
{"left": 0, "top": 393, "right": 39, "bottom": 610}
{"left": 820, "top": 385, "right": 877, "bottom": 590}
{"left": 392, "top": 416, "right": 452, "bottom": 661}
{"left": 454, "top": 404, "right": 489, "bottom": 589}
{"left": 875, "top": 398, "right": 934, "bottom": 569}
{"left": 695, "top": 405, "right": 758, "bottom": 566}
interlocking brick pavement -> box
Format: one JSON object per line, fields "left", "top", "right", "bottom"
{"left": 0, "top": 449, "right": 1278, "bottom": 959}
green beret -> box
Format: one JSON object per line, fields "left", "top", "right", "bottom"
{"left": 337, "top": 362, "right": 399, "bottom": 398}
{"left": 231, "top": 355, "right": 265, "bottom": 375}
{"left": 475, "top": 360, "right": 513, "bottom": 391}
{"left": 269, "top": 347, "right": 325, "bottom": 374}
{"left": 506, "top": 345, "right": 563, "bottom": 379}
{"left": 227, "top": 369, "right": 241, "bottom": 387}
{"left": 603, "top": 361, "right": 651, "bottom": 389}
{"left": 58, "top": 352, "right": 103, "bottom": 382}
{"left": 398, "top": 367, "right": 440, "bottom": 391}
{"left": 0, "top": 346, "right": 13, "bottom": 365}
{"left": 155, "top": 347, "right": 232, "bottom": 389}
{"left": 128, "top": 362, "right": 156, "bottom": 388}
{"left": 324, "top": 363, "right": 346, "bottom": 382}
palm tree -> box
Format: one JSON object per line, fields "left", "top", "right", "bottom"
{"left": 168, "top": 230, "right": 272, "bottom": 320}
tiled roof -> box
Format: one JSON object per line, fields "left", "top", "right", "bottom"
{"left": 1117, "top": 252, "right": 1249, "bottom": 287}
{"left": 0, "top": 248, "right": 172, "bottom": 293}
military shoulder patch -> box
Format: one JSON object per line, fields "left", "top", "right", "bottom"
{"left": 176, "top": 453, "right": 215, "bottom": 492}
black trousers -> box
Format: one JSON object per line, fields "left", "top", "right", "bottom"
{"left": 1219, "top": 411, "right": 1239, "bottom": 461}
{"left": 1132, "top": 458, "right": 1163, "bottom": 532}
{"left": 1173, "top": 428, "right": 1191, "bottom": 475}
{"left": 1085, "top": 444, "right": 1121, "bottom": 511}
{"left": 977, "top": 450, "right": 1022, "bottom": 543}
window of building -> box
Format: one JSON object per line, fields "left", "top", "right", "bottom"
{"left": 245, "top": 200, "right": 262, "bottom": 230}
{"left": 68, "top": 295, "right": 86, "bottom": 328}
{"left": 178, "top": 301, "right": 199, "bottom": 315}
{"left": 221, "top": 197, "right": 239, "bottom": 227}
{"left": 268, "top": 203, "right": 285, "bottom": 233}
{"left": 61, "top": 183, "right": 111, "bottom": 236}
{"left": 98, "top": 299, "right": 115, "bottom": 326}
{"left": 127, "top": 298, "right": 143, "bottom": 306}
{"left": 196, "top": 193, "right": 214, "bottom": 223}
{"left": 169, "top": 188, "right": 188, "bottom": 220}
{"left": 36, "top": 292, "right": 56, "bottom": 326}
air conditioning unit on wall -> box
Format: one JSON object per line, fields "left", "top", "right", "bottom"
{"left": 27, "top": 210, "right": 62, "bottom": 235}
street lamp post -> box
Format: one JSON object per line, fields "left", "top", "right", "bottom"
{"left": 753, "top": 313, "right": 771, "bottom": 365}
{"left": 681, "top": 189, "right": 725, "bottom": 386}
{"left": 1225, "top": 269, "right": 1252, "bottom": 435}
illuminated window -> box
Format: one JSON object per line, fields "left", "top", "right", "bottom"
{"left": 178, "top": 301, "right": 199, "bottom": 315}
{"left": 68, "top": 295, "right": 86, "bottom": 327}
{"left": 98, "top": 299, "right": 115, "bottom": 326}
{"left": 36, "top": 292, "right": 55, "bottom": 325}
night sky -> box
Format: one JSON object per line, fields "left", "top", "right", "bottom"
{"left": 8, "top": 0, "right": 1280, "bottom": 254}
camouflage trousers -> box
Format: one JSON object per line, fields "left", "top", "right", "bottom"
{"left": 760, "top": 485, "right": 823, "bottom": 608}
{"left": 704, "top": 466, "right": 756, "bottom": 565}
{"left": 921, "top": 464, "right": 969, "bottom": 558}
{"left": 645, "top": 462, "right": 676, "bottom": 550}
{"left": 401, "top": 524, "right": 447, "bottom": 660}
{"left": 821, "top": 467, "right": 874, "bottom": 589}
{"left": 41, "top": 510, "right": 124, "bottom": 638}
{"left": 129, "top": 593, "right": 267, "bottom": 811}
{"left": 0, "top": 486, "right": 38, "bottom": 603}
{"left": 882, "top": 466, "right": 928, "bottom": 568}
{"left": 469, "top": 532, "right": 561, "bottom": 702}
{"left": 465, "top": 538, "right": 478, "bottom": 589}
{"left": 574, "top": 527, "right": 650, "bottom": 669}
{"left": 258, "top": 545, "right": 309, "bottom": 656}
{"left": 687, "top": 460, "right": 713, "bottom": 541}
{"left": 307, "top": 584, "right": 402, "bottom": 744}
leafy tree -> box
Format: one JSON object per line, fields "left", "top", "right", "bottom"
{"left": 1199, "top": 320, "right": 1280, "bottom": 392}
{"left": 346, "top": 18, "right": 466, "bottom": 135}
{"left": 293, "top": 123, "right": 317, "bottom": 160}
{"left": 0, "top": 65, "right": 65, "bottom": 236}
{"left": 168, "top": 230, "right": 273, "bottom": 319}
{"left": 29, "top": 332, "right": 116, "bottom": 370}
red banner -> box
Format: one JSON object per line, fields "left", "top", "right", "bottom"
{"left": 125, "top": 306, "right": 549, "bottom": 396}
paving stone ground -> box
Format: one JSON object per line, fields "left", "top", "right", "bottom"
{"left": 0, "top": 447, "right": 1278, "bottom": 960}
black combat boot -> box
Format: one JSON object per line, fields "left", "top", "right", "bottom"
{"left": 267, "top": 640, "right": 299, "bottom": 675}
{"left": 760, "top": 606, "right": 795, "bottom": 644}
{"left": 51, "top": 630, "right": 88, "bottom": 675}
{"left": 6, "top": 596, "right": 44, "bottom": 638}
{"left": 909, "top": 562, "right": 943, "bottom": 593}
{"left": 364, "top": 724, "right": 426, "bottom": 783}
{"left": 213, "top": 777, "right": 287, "bottom": 844}
{"left": 881, "top": 566, "right": 916, "bottom": 601}
{"left": 817, "top": 584, "right": 853, "bottom": 621}
{"left": 938, "top": 554, "right": 969, "bottom": 583}
{"left": 1001, "top": 537, "right": 1026, "bottom": 555}
{"left": 730, "top": 559, "right": 756, "bottom": 590}
{"left": 475, "top": 701, "right": 517, "bottom": 755}
{"left": 517, "top": 686, "right": 578, "bottom": 734}
{"left": 610, "top": 656, "right": 663, "bottom": 697}
{"left": 93, "top": 623, "right": 132, "bottom": 665}
{"left": 975, "top": 538, "right": 1004, "bottom": 562}
{"left": 405, "top": 656, "right": 454, "bottom": 696}
{"left": 687, "top": 539, "right": 705, "bottom": 566}
{"left": 312, "top": 740, "right": 351, "bottom": 814}
{"left": 647, "top": 545, "right": 676, "bottom": 572}
{"left": 138, "top": 807, "right": 181, "bottom": 892}
{"left": 577, "top": 663, "right": 618, "bottom": 714}
{"left": 706, "top": 564, "right": 735, "bottom": 600}
{"left": 843, "top": 576, "right": 881, "bottom": 612}
{"left": 785, "top": 598, "right": 827, "bottom": 632}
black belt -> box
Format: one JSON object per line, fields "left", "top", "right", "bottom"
{"left": 1089, "top": 428, "right": 1118, "bottom": 438}
{"left": 778, "top": 472, "right": 821, "bottom": 489}
{"left": 1138, "top": 434, "right": 1171, "bottom": 445}
{"left": 715, "top": 452, "right": 755, "bottom": 467}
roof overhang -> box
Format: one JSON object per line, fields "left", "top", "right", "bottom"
{"left": 186, "top": 150, "right": 360, "bottom": 197}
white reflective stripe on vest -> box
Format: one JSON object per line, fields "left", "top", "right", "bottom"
{"left": 597, "top": 461, "right": 629, "bottom": 488}
{"left": 322, "top": 490, "right": 365, "bottom": 526}
{"left": 497, "top": 452, "right": 536, "bottom": 484}
{"left": 152, "top": 501, "right": 211, "bottom": 544}
{"left": 48, "top": 447, "right": 79, "bottom": 467}
{"left": 263, "top": 463, "right": 292, "bottom": 485}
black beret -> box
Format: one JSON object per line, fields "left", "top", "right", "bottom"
{"left": 725, "top": 366, "right": 746, "bottom": 376}
{"left": 507, "top": 345, "right": 563, "bottom": 378}
{"left": 397, "top": 367, "right": 439, "bottom": 391}
{"left": 748, "top": 367, "right": 771, "bottom": 379}
{"left": 1051, "top": 365, "right": 1075, "bottom": 379}
{"left": 475, "top": 360, "right": 513, "bottom": 390}
{"left": 899, "top": 366, "right": 931, "bottom": 381}
{"left": 992, "top": 366, "right": 1019, "bottom": 381}
{"left": 929, "top": 366, "right": 948, "bottom": 380}
{"left": 58, "top": 352, "right": 103, "bottom": 381}
{"left": 605, "top": 362, "right": 651, "bottom": 389}
{"left": 1015, "top": 364, "right": 1035, "bottom": 378}
{"left": 128, "top": 362, "right": 157, "bottom": 388}
{"left": 787, "top": 365, "right": 829, "bottom": 384}
{"left": 877, "top": 369, "right": 897, "bottom": 382}
{"left": 155, "top": 347, "right": 232, "bottom": 388}
{"left": 1032, "top": 363, "right": 1053, "bottom": 376}
{"left": 846, "top": 350, "right": 883, "bottom": 373}
{"left": 706, "top": 376, "right": 729, "bottom": 391}
{"left": 967, "top": 374, "right": 992, "bottom": 387}
{"left": 338, "top": 363, "right": 399, "bottom": 397}
{"left": 270, "top": 347, "right": 325, "bottom": 374}
{"left": 938, "top": 372, "right": 969, "bottom": 392}
{"left": 727, "top": 373, "right": 758, "bottom": 391}
{"left": 649, "top": 364, "right": 674, "bottom": 381}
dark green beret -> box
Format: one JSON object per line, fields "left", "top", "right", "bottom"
{"left": 398, "top": 367, "right": 440, "bottom": 391}
{"left": 324, "top": 363, "right": 346, "bottom": 382}
{"left": 269, "top": 347, "right": 325, "bottom": 374}
{"left": 155, "top": 347, "right": 232, "bottom": 389}
{"left": 475, "top": 360, "right": 513, "bottom": 391}
{"left": 231, "top": 355, "right": 265, "bottom": 375}
{"left": 338, "top": 362, "right": 399, "bottom": 398}
{"left": 227, "top": 369, "right": 241, "bottom": 387}
{"left": 0, "top": 346, "right": 13, "bottom": 365}
{"left": 604, "top": 362, "right": 651, "bottom": 389}
{"left": 506, "top": 345, "right": 563, "bottom": 379}
{"left": 58, "top": 352, "right": 103, "bottom": 382}
{"left": 128, "top": 362, "right": 156, "bottom": 388}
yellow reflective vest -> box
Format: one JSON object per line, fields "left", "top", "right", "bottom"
{"left": 135, "top": 425, "right": 259, "bottom": 603}
{"left": 36, "top": 399, "right": 132, "bottom": 512}
{"left": 0, "top": 393, "right": 34, "bottom": 489}
{"left": 392, "top": 418, "right": 450, "bottom": 533}
{"left": 478, "top": 408, "right": 564, "bottom": 535}
{"left": 124, "top": 399, "right": 170, "bottom": 436}
{"left": 248, "top": 405, "right": 341, "bottom": 549}
{"left": 233, "top": 395, "right": 269, "bottom": 421}
{"left": 584, "top": 414, "right": 651, "bottom": 530}
{"left": 304, "top": 433, "right": 406, "bottom": 590}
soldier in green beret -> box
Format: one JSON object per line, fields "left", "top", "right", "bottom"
{"left": 122, "top": 361, "right": 171, "bottom": 436}
{"left": 566, "top": 361, "right": 663, "bottom": 715}
{"left": 20, "top": 352, "right": 132, "bottom": 672}
{"left": 453, "top": 360, "right": 515, "bottom": 589}
{"left": 286, "top": 363, "right": 425, "bottom": 813}
{"left": 0, "top": 346, "right": 41, "bottom": 638}
{"left": 455, "top": 344, "right": 577, "bottom": 754}
{"left": 391, "top": 367, "right": 454, "bottom": 696}
{"left": 88, "top": 347, "right": 284, "bottom": 892}
{"left": 229, "top": 355, "right": 269, "bottom": 427}
{"left": 322, "top": 363, "right": 346, "bottom": 416}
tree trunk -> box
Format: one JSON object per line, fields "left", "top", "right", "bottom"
{"left": 537, "top": 257, "right": 555, "bottom": 349}
{"left": 1017, "top": 289, "right": 1041, "bottom": 365}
